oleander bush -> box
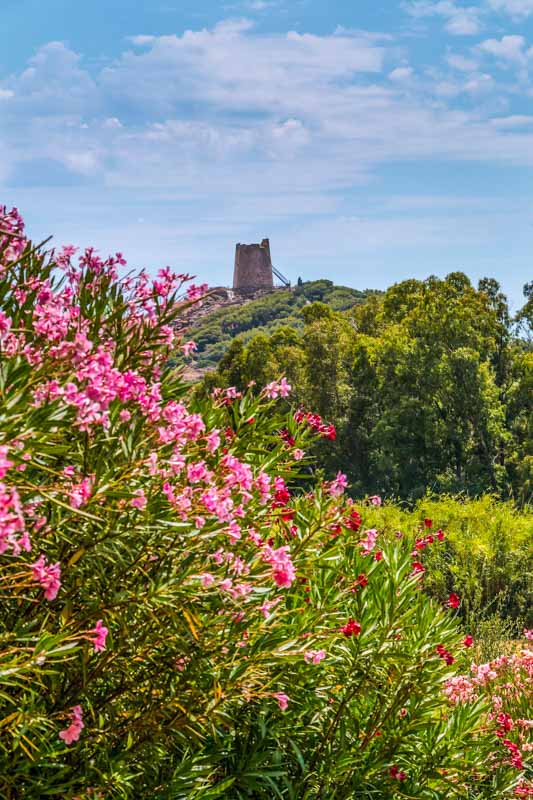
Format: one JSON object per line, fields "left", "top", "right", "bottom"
{"left": 0, "top": 207, "right": 530, "bottom": 799}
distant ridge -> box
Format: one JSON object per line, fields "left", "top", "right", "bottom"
{"left": 186, "top": 279, "right": 377, "bottom": 370}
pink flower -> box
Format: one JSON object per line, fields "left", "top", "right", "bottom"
{"left": 368, "top": 495, "right": 382, "bottom": 506}
{"left": 273, "top": 692, "right": 289, "bottom": 711}
{"left": 524, "top": 629, "right": 533, "bottom": 641}
{"left": 264, "top": 378, "right": 291, "bottom": 400}
{"left": 181, "top": 340, "right": 197, "bottom": 357}
{"left": 328, "top": 472, "right": 348, "bottom": 497}
{"left": 0, "top": 445, "right": 13, "bottom": 478}
{"left": 200, "top": 573, "right": 215, "bottom": 587}
{"left": 68, "top": 476, "right": 93, "bottom": 509}
{"left": 259, "top": 597, "right": 282, "bottom": 618}
{"left": 293, "top": 448, "right": 305, "bottom": 461}
{"left": 59, "top": 705, "right": 84, "bottom": 746}
{"left": 31, "top": 554, "right": 61, "bottom": 601}
{"left": 130, "top": 489, "right": 147, "bottom": 510}
{"left": 359, "top": 529, "right": 378, "bottom": 555}
{"left": 89, "top": 619, "right": 108, "bottom": 653}
{"left": 304, "top": 649, "right": 326, "bottom": 664}
{"left": 262, "top": 544, "right": 296, "bottom": 588}
{"left": 205, "top": 429, "right": 221, "bottom": 454}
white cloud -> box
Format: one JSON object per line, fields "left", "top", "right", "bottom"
{"left": 102, "top": 117, "right": 123, "bottom": 129}
{"left": 446, "top": 53, "right": 479, "bottom": 71}
{"left": 0, "top": 89, "right": 14, "bottom": 100}
{"left": 491, "top": 114, "right": 533, "bottom": 127}
{"left": 478, "top": 34, "right": 529, "bottom": 63}
{"left": 128, "top": 35, "right": 157, "bottom": 46}
{"left": 3, "top": 20, "right": 533, "bottom": 208}
{"left": 487, "top": 0, "right": 533, "bottom": 19}
{"left": 389, "top": 66, "right": 414, "bottom": 81}
{"left": 404, "top": 1, "right": 483, "bottom": 35}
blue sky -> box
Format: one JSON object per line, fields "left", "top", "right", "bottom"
{"left": 2, "top": 1, "right": 533, "bottom": 308}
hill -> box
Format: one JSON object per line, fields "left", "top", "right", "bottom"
{"left": 190, "top": 279, "right": 376, "bottom": 368}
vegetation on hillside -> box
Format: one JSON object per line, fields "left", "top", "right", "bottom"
{"left": 1, "top": 208, "right": 531, "bottom": 798}
{"left": 191, "top": 279, "right": 375, "bottom": 368}
{"left": 205, "top": 273, "right": 533, "bottom": 504}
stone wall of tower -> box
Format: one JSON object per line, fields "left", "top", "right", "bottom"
{"left": 233, "top": 238, "right": 274, "bottom": 290}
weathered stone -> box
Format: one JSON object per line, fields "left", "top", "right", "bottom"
{"left": 233, "top": 239, "right": 274, "bottom": 290}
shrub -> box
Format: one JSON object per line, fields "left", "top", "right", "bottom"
{"left": 359, "top": 496, "right": 533, "bottom": 629}
{"left": 0, "top": 208, "right": 527, "bottom": 798}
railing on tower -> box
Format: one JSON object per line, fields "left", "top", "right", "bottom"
{"left": 272, "top": 264, "right": 290, "bottom": 287}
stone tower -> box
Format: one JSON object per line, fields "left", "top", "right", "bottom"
{"left": 233, "top": 238, "right": 274, "bottom": 291}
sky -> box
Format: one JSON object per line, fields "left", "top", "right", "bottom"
{"left": 1, "top": 1, "right": 533, "bottom": 308}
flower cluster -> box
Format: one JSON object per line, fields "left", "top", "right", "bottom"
{"left": 59, "top": 705, "right": 84, "bottom": 746}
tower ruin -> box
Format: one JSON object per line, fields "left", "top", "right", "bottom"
{"left": 233, "top": 238, "right": 274, "bottom": 291}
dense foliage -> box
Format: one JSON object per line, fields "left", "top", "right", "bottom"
{"left": 190, "top": 280, "right": 373, "bottom": 368}
{"left": 0, "top": 208, "right": 531, "bottom": 799}
{"left": 353, "top": 496, "right": 532, "bottom": 637}
{"left": 207, "top": 274, "right": 533, "bottom": 503}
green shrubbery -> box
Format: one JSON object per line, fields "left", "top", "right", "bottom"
{"left": 360, "top": 496, "right": 532, "bottom": 633}
{"left": 191, "top": 280, "right": 372, "bottom": 368}
{"left": 0, "top": 209, "right": 531, "bottom": 798}
{"left": 209, "top": 274, "right": 533, "bottom": 504}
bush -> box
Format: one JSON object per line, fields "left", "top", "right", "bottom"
{"left": 359, "top": 496, "right": 533, "bottom": 629}
{"left": 0, "top": 208, "right": 528, "bottom": 798}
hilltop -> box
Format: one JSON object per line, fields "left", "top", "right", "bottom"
{"left": 189, "top": 279, "right": 376, "bottom": 369}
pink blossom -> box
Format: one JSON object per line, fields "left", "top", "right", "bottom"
{"left": 262, "top": 544, "right": 296, "bottom": 588}
{"left": 130, "top": 489, "right": 147, "bottom": 510}
{"left": 181, "top": 340, "right": 197, "bottom": 357}
{"left": 59, "top": 705, "right": 84, "bottom": 745}
{"left": 0, "top": 311, "right": 12, "bottom": 342}
{"left": 264, "top": 378, "right": 292, "bottom": 400}
{"left": 304, "top": 649, "right": 326, "bottom": 664}
{"left": 0, "top": 445, "right": 13, "bottom": 478}
{"left": 89, "top": 620, "right": 108, "bottom": 653}
{"left": 186, "top": 283, "right": 208, "bottom": 302}
{"left": 200, "top": 573, "right": 215, "bottom": 587}
{"left": 68, "top": 476, "right": 93, "bottom": 509}
{"left": 328, "top": 472, "right": 348, "bottom": 497}
{"left": 359, "top": 529, "right": 378, "bottom": 555}
{"left": 0, "top": 482, "right": 29, "bottom": 555}
{"left": 187, "top": 461, "right": 209, "bottom": 484}
{"left": 205, "top": 429, "right": 221, "bottom": 454}
{"left": 273, "top": 692, "right": 289, "bottom": 711}
{"left": 31, "top": 554, "right": 61, "bottom": 601}
{"left": 293, "top": 449, "right": 305, "bottom": 461}
{"left": 368, "top": 495, "right": 382, "bottom": 506}
{"left": 259, "top": 597, "right": 283, "bottom": 619}
{"left": 524, "top": 629, "right": 533, "bottom": 641}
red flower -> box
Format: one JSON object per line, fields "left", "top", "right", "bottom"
{"left": 448, "top": 593, "right": 460, "bottom": 609}
{"left": 463, "top": 634, "right": 474, "bottom": 647}
{"left": 374, "top": 550, "right": 383, "bottom": 561}
{"left": 436, "top": 644, "right": 455, "bottom": 665}
{"left": 436, "top": 529, "right": 445, "bottom": 541}
{"left": 341, "top": 618, "right": 361, "bottom": 637}
{"left": 411, "top": 561, "right": 425, "bottom": 575}
{"left": 423, "top": 518, "right": 433, "bottom": 528}
{"left": 390, "top": 766, "right": 406, "bottom": 781}
{"left": 344, "top": 508, "right": 362, "bottom": 532}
